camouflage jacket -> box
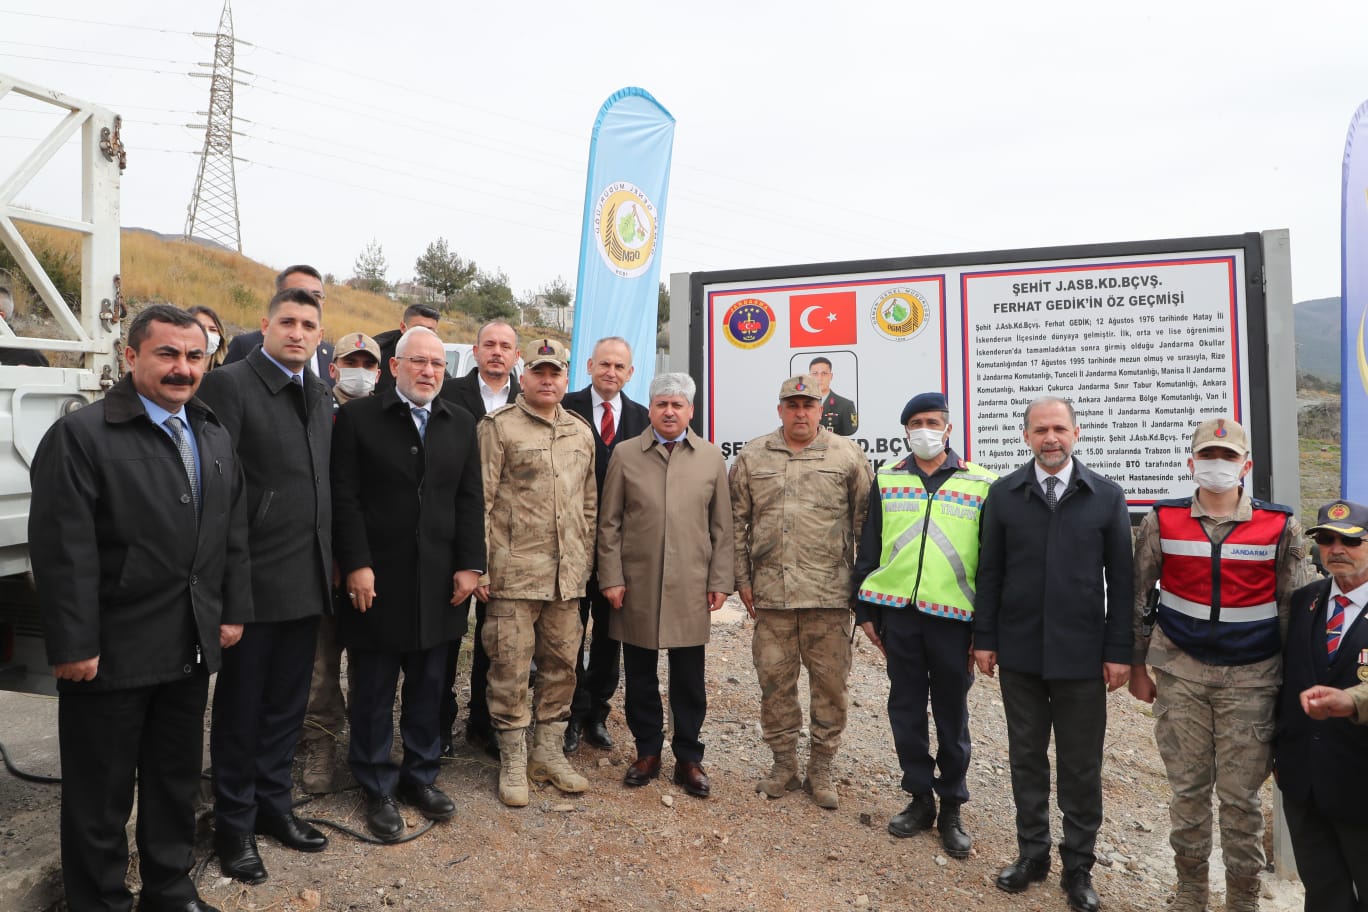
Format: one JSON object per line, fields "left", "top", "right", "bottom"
{"left": 730, "top": 427, "right": 872, "bottom": 610}
{"left": 478, "top": 396, "right": 596, "bottom": 601}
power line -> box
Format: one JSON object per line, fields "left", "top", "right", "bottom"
{"left": 0, "top": 9, "right": 195, "bottom": 36}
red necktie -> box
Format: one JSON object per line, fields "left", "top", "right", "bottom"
{"left": 1327, "top": 594, "right": 1351, "bottom": 661}
{"left": 600, "top": 401, "right": 615, "bottom": 445}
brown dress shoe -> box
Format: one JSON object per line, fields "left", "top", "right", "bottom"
{"left": 623, "top": 754, "right": 661, "bottom": 787}
{"left": 673, "top": 761, "right": 710, "bottom": 798}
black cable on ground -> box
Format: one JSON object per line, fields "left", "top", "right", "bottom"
{"left": 0, "top": 740, "right": 60, "bottom": 783}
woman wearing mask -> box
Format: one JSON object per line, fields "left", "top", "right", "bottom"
{"left": 187, "top": 305, "right": 227, "bottom": 371}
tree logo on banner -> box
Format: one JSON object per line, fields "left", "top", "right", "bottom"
{"left": 595, "top": 181, "right": 658, "bottom": 278}
{"left": 870, "top": 287, "right": 931, "bottom": 342}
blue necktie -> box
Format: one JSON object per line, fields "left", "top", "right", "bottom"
{"left": 412, "top": 406, "right": 428, "bottom": 441}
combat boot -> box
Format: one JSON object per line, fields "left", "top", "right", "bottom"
{"left": 527, "top": 722, "right": 588, "bottom": 794}
{"left": 495, "top": 728, "right": 529, "bottom": 807}
{"left": 804, "top": 750, "right": 839, "bottom": 809}
{"left": 1224, "top": 872, "right": 1262, "bottom": 912}
{"left": 936, "top": 800, "right": 972, "bottom": 858}
{"left": 1169, "top": 854, "right": 1209, "bottom": 912}
{"left": 756, "top": 750, "right": 802, "bottom": 798}
{"left": 300, "top": 738, "right": 334, "bottom": 794}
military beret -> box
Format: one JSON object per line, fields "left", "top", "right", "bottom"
{"left": 900, "top": 392, "right": 949, "bottom": 425}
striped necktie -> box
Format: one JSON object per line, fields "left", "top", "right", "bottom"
{"left": 412, "top": 406, "right": 429, "bottom": 441}
{"left": 600, "top": 401, "right": 615, "bottom": 445}
{"left": 1327, "top": 594, "right": 1351, "bottom": 661}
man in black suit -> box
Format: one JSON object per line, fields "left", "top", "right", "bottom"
{"left": 1276, "top": 499, "right": 1368, "bottom": 912}
{"left": 561, "top": 336, "right": 650, "bottom": 753}
{"left": 199, "top": 287, "right": 333, "bottom": 884}
{"left": 31, "top": 305, "right": 250, "bottom": 912}
{"left": 372, "top": 303, "right": 441, "bottom": 395}
{"left": 223, "top": 264, "right": 334, "bottom": 387}
{"left": 332, "top": 326, "right": 485, "bottom": 841}
{"left": 437, "top": 319, "right": 521, "bottom": 757}
{"left": 973, "top": 396, "right": 1134, "bottom": 912}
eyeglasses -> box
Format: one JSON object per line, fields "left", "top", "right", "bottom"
{"left": 399, "top": 357, "right": 447, "bottom": 371}
{"left": 1314, "top": 532, "right": 1365, "bottom": 549}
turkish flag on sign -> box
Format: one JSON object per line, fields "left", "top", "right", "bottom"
{"left": 789, "top": 291, "right": 857, "bottom": 347}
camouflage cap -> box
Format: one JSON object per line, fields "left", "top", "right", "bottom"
{"left": 1308, "top": 500, "right": 1368, "bottom": 538}
{"left": 779, "top": 374, "right": 822, "bottom": 400}
{"left": 523, "top": 338, "right": 569, "bottom": 371}
{"left": 334, "top": 331, "right": 381, "bottom": 364}
{"left": 1190, "top": 417, "right": 1249, "bottom": 458}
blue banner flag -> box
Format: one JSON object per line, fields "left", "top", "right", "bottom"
{"left": 569, "top": 87, "right": 675, "bottom": 401}
{"left": 1342, "top": 101, "right": 1368, "bottom": 500}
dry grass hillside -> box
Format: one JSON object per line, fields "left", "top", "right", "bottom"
{"left": 7, "top": 222, "right": 534, "bottom": 346}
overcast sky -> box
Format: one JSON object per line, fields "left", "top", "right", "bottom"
{"left": 2, "top": 1, "right": 1366, "bottom": 304}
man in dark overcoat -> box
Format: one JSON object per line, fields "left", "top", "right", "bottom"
{"left": 198, "top": 287, "right": 333, "bottom": 882}
{"left": 972, "top": 396, "right": 1134, "bottom": 912}
{"left": 437, "top": 318, "right": 520, "bottom": 756}
{"left": 31, "top": 304, "right": 251, "bottom": 912}
{"left": 1275, "top": 499, "right": 1368, "bottom": 912}
{"left": 561, "top": 335, "right": 650, "bottom": 752}
{"left": 332, "top": 327, "right": 485, "bottom": 841}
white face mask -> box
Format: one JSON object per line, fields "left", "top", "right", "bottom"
{"left": 205, "top": 332, "right": 221, "bottom": 356}
{"left": 906, "top": 427, "right": 946, "bottom": 460}
{"left": 1192, "top": 458, "right": 1244, "bottom": 493}
{"left": 337, "top": 367, "right": 378, "bottom": 398}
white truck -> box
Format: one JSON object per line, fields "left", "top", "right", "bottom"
{"left": 0, "top": 72, "right": 125, "bottom": 694}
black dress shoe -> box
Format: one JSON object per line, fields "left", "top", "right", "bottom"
{"left": 996, "top": 856, "right": 1050, "bottom": 893}
{"left": 563, "top": 719, "right": 582, "bottom": 753}
{"left": 1061, "top": 868, "right": 1100, "bottom": 912}
{"left": 623, "top": 754, "right": 661, "bottom": 787}
{"left": 255, "top": 812, "right": 327, "bottom": 852}
{"left": 887, "top": 792, "right": 936, "bottom": 838}
{"left": 583, "top": 720, "right": 614, "bottom": 750}
{"left": 397, "top": 780, "right": 456, "bottom": 821}
{"left": 672, "top": 761, "right": 711, "bottom": 798}
{"left": 141, "top": 898, "right": 222, "bottom": 912}
{"left": 365, "top": 792, "right": 405, "bottom": 843}
{"left": 214, "top": 830, "right": 267, "bottom": 885}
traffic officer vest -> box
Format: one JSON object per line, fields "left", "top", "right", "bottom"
{"left": 857, "top": 460, "right": 995, "bottom": 622}
{"left": 1154, "top": 497, "right": 1290, "bottom": 665}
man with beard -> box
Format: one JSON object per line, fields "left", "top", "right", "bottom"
{"left": 973, "top": 396, "right": 1134, "bottom": 912}
{"left": 332, "top": 326, "right": 484, "bottom": 840}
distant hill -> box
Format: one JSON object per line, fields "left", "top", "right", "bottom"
{"left": 1295, "top": 297, "right": 1341, "bottom": 384}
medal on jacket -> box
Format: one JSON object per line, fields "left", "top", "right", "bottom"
{"left": 1358, "top": 649, "right": 1368, "bottom": 682}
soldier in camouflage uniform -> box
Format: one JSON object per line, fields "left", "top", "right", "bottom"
{"left": 1129, "top": 418, "right": 1310, "bottom": 912}
{"left": 730, "top": 374, "right": 872, "bottom": 809}
{"left": 475, "top": 338, "right": 597, "bottom": 808}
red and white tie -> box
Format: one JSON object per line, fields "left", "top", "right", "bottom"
{"left": 1327, "top": 594, "right": 1351, "bottom": 661}
{"left": 600, "top": 401, "right": 615, "bottom": 446}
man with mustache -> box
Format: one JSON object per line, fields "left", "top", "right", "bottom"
{"left": 31, "top": 304, "right": 250, "bottom": 912}
{"left": 475, "top": 338, "right": 596, "bottom": 807}
{"left": 1275, "top": 500, "right": 1368, "bottom": 912}
{"left": 973, "top": 396, "right": 1134, "bottom": 912}
{"left": 198, "top": 287, "right": 333, "bottom": 884}
{"left": 1128, "top": 418, "right": 1309, "bottom": 912}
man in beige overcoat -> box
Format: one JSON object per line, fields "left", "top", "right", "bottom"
{"left": 597, "top": 372, "right": 734, "bottom": 798}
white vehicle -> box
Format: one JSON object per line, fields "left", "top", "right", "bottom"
{"left": 0, "top": 73, "right": 125, "bottom": 694}
{"left": 443, "top": 342, "right": 474, "bottom": 379}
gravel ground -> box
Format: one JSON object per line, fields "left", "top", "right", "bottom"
{"left": 156, "top": 601, "right": 1305, "bottom": 912}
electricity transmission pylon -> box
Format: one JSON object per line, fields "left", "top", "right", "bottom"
{"left": 184, "top": 0, "right": 243, "bottom": 252}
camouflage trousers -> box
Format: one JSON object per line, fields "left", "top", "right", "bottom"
{"left": 1153, "top": 669, "right": 1277, "bottom": 877}
{"left": 483, "top": 597, "right": 582, "bottom": 730}
{"left": 302, "top": 612, "right": 346, "bottom": 743}
{"left": 752, "top": 608, "right": 853, "bottom": 754}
